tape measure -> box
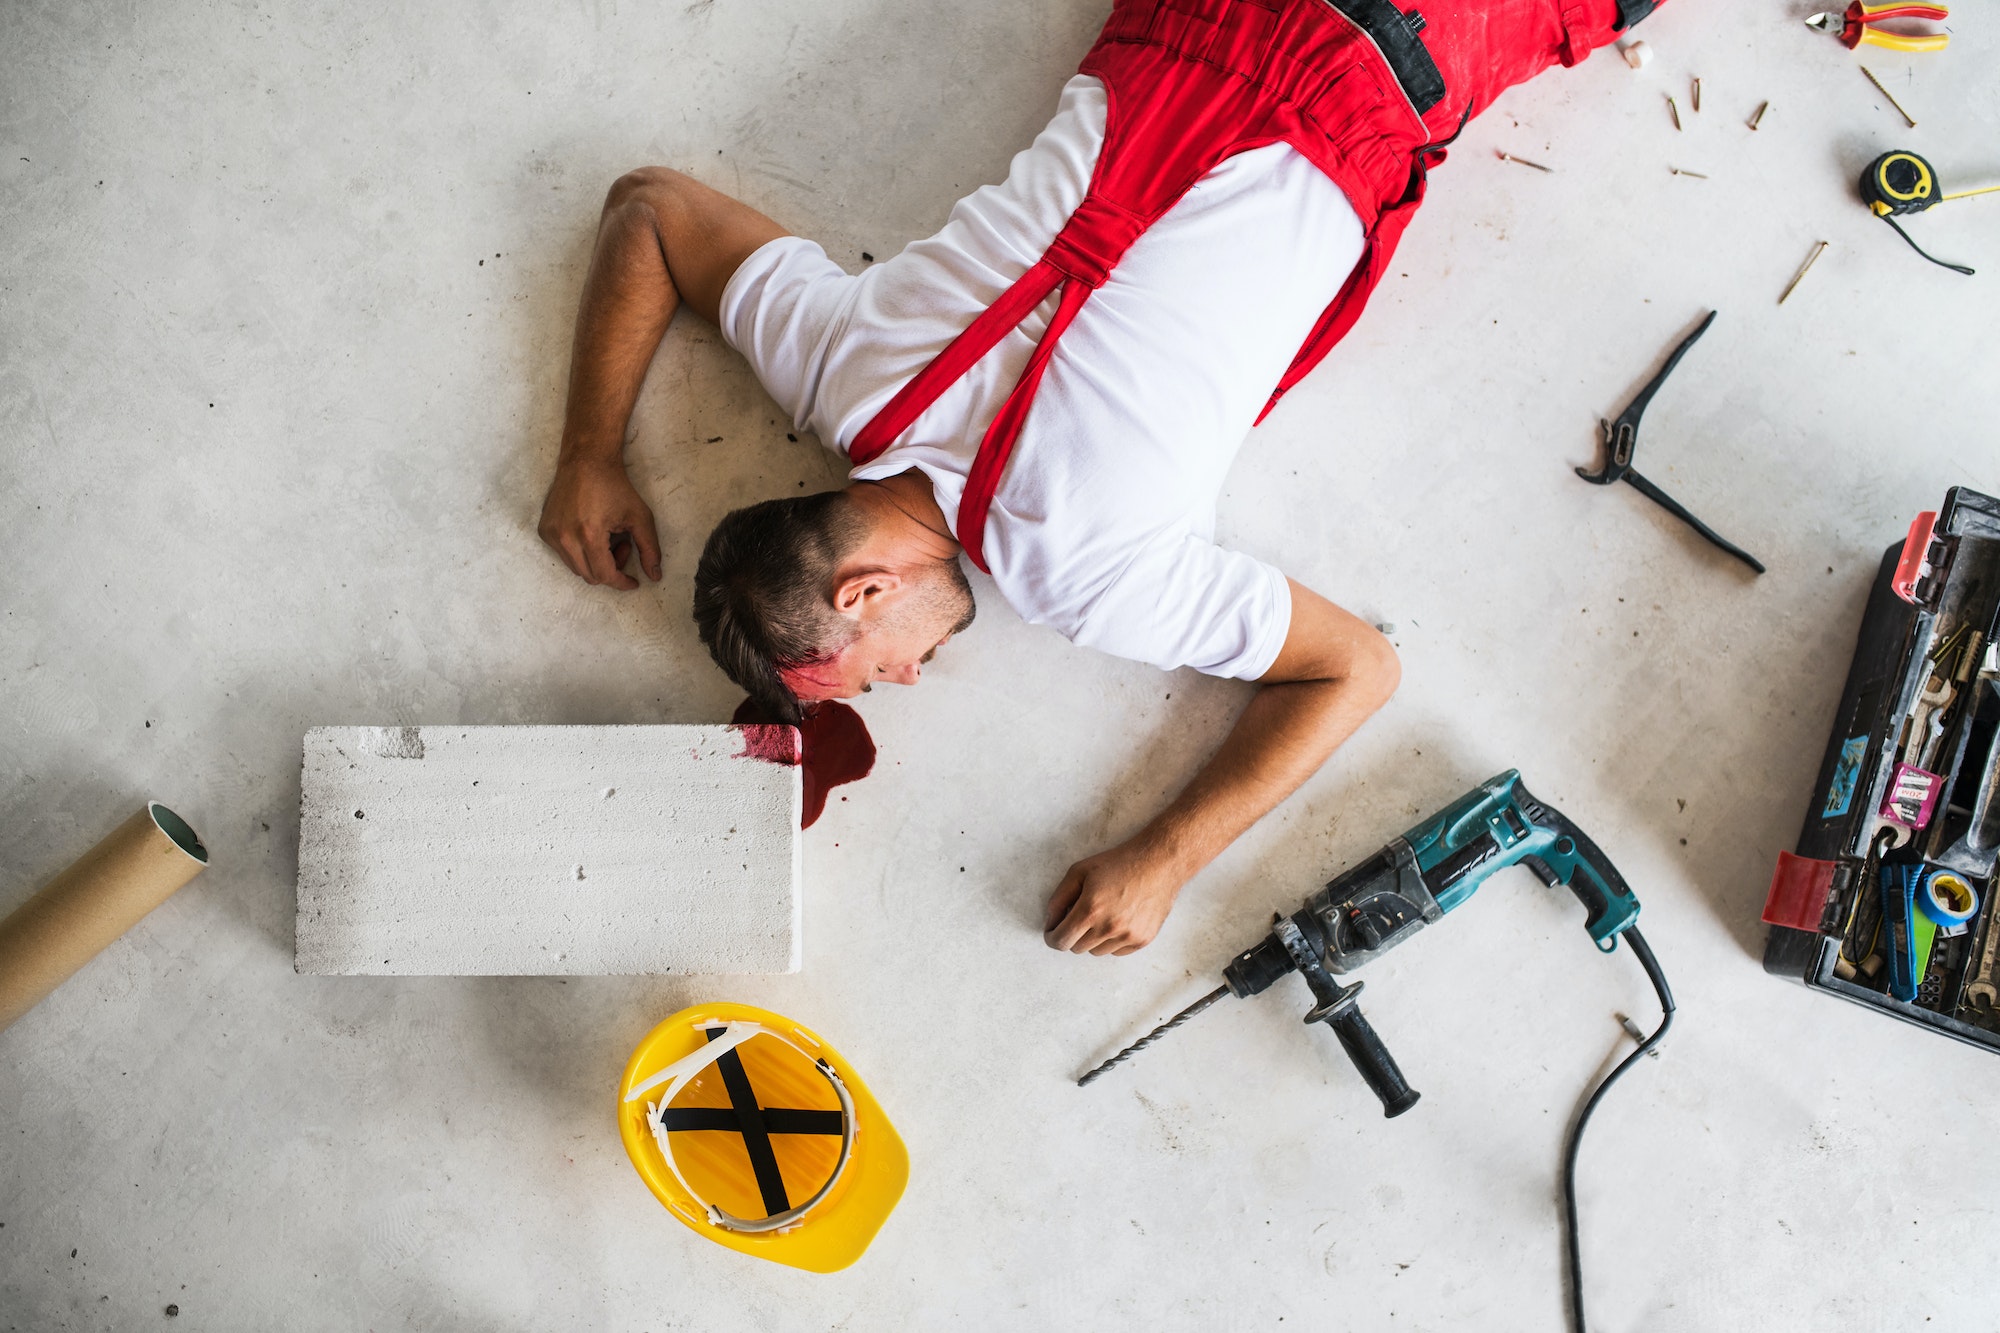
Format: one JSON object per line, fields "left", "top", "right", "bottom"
{"left": 1858, "top": 150, "right": 1994, "bottom": 276}
{"left": 1862, "top": 150, "right": 1941, "bottom": 216}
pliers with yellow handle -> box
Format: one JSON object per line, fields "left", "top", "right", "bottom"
{"left": 1805, "top": 2, "right": 1950, "bottom": 52}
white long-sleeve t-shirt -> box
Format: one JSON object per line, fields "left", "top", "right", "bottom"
{"left": 718, "top": 74, "right": 1365, "bottom": 680}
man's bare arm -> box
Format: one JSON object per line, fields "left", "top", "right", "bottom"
{"left": 1044, "top": 581, "right": 1399, "bottom": 955}
{"left": 539, "top": 168, "right": 789, "bottom": 588}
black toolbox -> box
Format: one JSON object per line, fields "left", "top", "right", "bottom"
{"left": 1763, "top": 486, "right": 2000, "bottom": 1053}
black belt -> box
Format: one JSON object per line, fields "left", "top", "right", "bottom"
{"left": 1324, "top": 0, "right": 1446, "bottom": 115}
{"left": 1617, "top": 0, "right": 1656, "bottom": 28}
{"left": 1322, "top": 0, "right": 1658, "bottom": 120}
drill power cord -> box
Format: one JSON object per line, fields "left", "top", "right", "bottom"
{"left": 1563, "top": 925, "right": 1675, "bottom": 1333}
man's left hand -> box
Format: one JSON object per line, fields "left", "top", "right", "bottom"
{"left": 1040, "top": 581, "right": 1400, "bottom": 960}
{"left": 1043, "top": 841, "right": 1182, "bottom": 956}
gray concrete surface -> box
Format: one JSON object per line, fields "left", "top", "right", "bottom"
{"left": 296, "top": 726, "right": 801, "bottom": 976}
{"left": 4, "top": 0, "right": 1999, "bottom": 1328}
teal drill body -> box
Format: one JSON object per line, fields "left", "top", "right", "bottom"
{"left": 1194, "top": 771, "right": 1645, "bottom": 1115}
{"left": 1222, "top": 770, "right": 1642, "bottom": 1001}
{"left": 1406, "top": 770, "right": 1642, "bottom": 946}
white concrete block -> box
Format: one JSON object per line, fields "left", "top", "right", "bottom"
{"left": 295, "top": 726, "right": 801, "bottom": 975}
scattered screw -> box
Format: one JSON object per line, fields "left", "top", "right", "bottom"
{"left": 1667, "top": 95, "right": 1682, "bottom": 130}
{"left": 166, "top": 1306, "right": 179, "bottom": 1318}
{"left": 1861, "top": 65, "right": 1916, "bottom": 128}
{"left": 1692, "top": 77, "right": 1701, "bottom": 113}
{"left": 1670, "top": 166, "right": 1709, "bottom": 179}
{"left": 1748, "top": 100, "right": 1769, "bottom": 131}
{"left": 1497, "top": 150, "right": 1553, "bottom": 173}
{"left": 1780, "top": 240, "right": 1829, "bottom": 306}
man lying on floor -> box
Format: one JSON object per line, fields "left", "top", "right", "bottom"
{"left": 537, "top": 0, "right": 1664, "bottom": 957}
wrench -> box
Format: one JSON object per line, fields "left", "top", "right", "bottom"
{"left": 1903, "top": 672, "right": 1955, "bottom": 768}
{"left": 1965, "top": 906, "right": 2000, "bottom": 1012}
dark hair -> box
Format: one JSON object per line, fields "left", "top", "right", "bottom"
{"left": 692, "top": 492, "right": 863, "bottom": 724}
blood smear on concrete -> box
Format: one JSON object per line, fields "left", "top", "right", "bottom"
{"left": 732, "top": 698, "right": 876, "bottom": 828}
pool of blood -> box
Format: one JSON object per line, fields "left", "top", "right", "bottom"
{"left": 731, "top": 698, "right": 877, "bottom": 828}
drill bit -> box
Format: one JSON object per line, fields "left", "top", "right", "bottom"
{"left": 1077, "top": 985, "right": 1231, "bottom": 1087}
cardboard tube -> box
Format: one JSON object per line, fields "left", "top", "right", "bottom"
{"left": 0, "top": 802, "right": 209, "bottom": 1033}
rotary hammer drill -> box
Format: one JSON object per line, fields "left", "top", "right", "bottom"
{"left": 1078, "top": 770, "right": 1647, "bottom": 1114}
{"left": 1078, "top": 770, "right": 1673, "bottom": 1333}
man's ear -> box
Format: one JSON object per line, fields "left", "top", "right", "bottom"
{"left": 831, "top": 568, "right": 904, "bottom": 619}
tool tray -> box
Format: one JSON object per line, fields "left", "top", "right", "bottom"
{"left": 1763, "top": 486, "right": 2000, "bottom": 1053}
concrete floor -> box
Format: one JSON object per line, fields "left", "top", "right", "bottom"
{"left": 5, "top": 0, "right": 1999, "bottom": 1327}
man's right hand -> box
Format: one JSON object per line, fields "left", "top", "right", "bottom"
{"left": 537, "top": 458, "right": 663, "bottom": 590}
{"left": 538, "top": 169, "right": 786, "bottom": 591}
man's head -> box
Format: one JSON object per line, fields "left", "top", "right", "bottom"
{"left": 693, "top": 488, "right": 975, "bottom": 723}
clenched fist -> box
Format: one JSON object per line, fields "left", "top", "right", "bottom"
{"left": 538, "top": 458, "right": 663, "bottom": 590}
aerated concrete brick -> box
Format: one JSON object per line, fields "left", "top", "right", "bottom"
{"left": 296, "top": 725, "right": 801, "bottom": 975}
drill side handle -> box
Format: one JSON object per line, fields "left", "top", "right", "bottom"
{"left": 1325, "top": 1002, "right": 1422, "bottom": 1118}
{"left": 1513, "top": 785, "right": 1642, "bottom": 949}
{"left": 1276, "top": 916, "right": 1423, "bottom": 1119}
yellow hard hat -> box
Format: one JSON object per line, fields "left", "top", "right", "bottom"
{"left": 617, "top": 1002, "right": 907, "bottom": 1272}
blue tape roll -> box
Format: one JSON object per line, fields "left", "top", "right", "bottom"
{"left": 1918, "top": 869, "right": 1979, "bottom": 928}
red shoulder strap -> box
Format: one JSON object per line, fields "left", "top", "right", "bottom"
{"left": 954, "top": 276, "right": 1094, "bottom": 570}
{"left": 847, "top": 258, "right": 1066, "bottom": 468}
{"left": 844, "top": 255, "right": 1097, "bottom": 574}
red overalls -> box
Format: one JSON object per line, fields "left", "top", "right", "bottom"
{"left": 848, "top": 0, "right": 1659, "bottom": 572}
